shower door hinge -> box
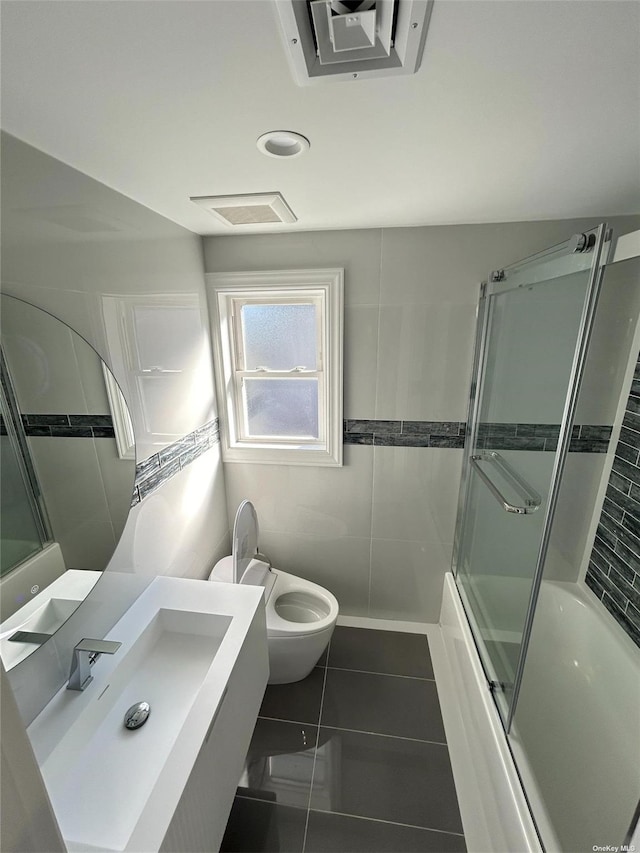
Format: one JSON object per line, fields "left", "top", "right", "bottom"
{"left": 489, "top": 679, "right": 510, "bottom": 693}
{"left": 489, "top": 270, "right": 505, "bottom": 283}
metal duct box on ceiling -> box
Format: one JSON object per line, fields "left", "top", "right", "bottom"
{"left": 275, "top": 0, "right": 433, "bottom": 84}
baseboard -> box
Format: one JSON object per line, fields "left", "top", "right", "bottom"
{"left": 337, "top": 614, "right": 435, "bottom": 634}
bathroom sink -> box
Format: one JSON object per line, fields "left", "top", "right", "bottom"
{"left": 28, "top": 576, "right": 268, "bottom": 852}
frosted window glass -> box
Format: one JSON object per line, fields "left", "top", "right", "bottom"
{"left": 242, "top": 304, "right": 317, "bottom": 370}
{"left": 244, "top": 379, "right": 319, "bottom": 438}
{"left": 133, "top": 306, "right": 201, "bottom": 370}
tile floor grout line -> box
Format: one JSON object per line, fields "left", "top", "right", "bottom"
{"left": 319, "top": 723, "right": 448, "bottom": 747}
{"left": 231, "top": 794, "right": 466, "bottom": 840}
{"left": 255, "top": 715, "right": 448, "bottom": 747}
{"left": 306, "top": 806, "right": 466, "bottom": 838}
{"left": 301, "top": 639, "right": 332, "bottom": 853}
{"left": 325, "top": 664, "right": 436, "bottom": 681}
{"left": 257, "top": 714, "right": 321, "bottom": 727}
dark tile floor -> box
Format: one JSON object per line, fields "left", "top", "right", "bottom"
{"left": 221, "top": 626, "right": 466, "bottom": 853}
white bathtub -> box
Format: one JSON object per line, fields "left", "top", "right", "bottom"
{"left": 432, "top": 573, "right": 640, "bottom": 852}
{"left": 511, "top": 580, "right": 640, "bottom": 853}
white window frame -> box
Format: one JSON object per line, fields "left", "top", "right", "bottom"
{"left": 208, "top": 269, "right": 343, "bottom": 466}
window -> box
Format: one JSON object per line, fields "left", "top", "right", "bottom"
{"left": 208, "top": 269, "right": 343, "bottom": 466}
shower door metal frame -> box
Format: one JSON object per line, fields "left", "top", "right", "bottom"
{"left": 0, "top": 348, "right": 53, "bottom": 559}
{"left": 452, "top": 223, "right": 612, "bottom": 732}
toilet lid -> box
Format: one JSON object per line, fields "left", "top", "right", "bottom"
{"left": 233, "top": 500, "right": 259, "bottom": 584}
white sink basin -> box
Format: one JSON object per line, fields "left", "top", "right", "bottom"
{"left": 28, "top": 576, "right": 268, "bottom": 852}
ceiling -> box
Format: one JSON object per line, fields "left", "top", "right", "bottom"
{"left": 1, "top": 0, "right": 639, "bottom": 236}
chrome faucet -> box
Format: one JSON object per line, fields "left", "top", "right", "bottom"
{"left": 67, "top": 638, "right": 121, "bottom": 691}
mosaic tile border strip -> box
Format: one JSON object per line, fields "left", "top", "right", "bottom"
{"left": 343, "top": 420, "right": 612, "bottom": 452}
{"left": 9, "top": 413, "right": 115, "bottom": 438}
{"left": 586, "top": 357, "right": 640, "bottom": 648}
{"left": 131, "top": 418, "right": 220, "bottom": 506}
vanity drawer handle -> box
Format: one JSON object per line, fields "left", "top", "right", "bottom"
{"left": 204, "top": 686, "right": 228, "bottom": 743}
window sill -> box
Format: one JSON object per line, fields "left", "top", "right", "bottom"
{"left": 221, "top": 440, "right": 343, "bottom": 467}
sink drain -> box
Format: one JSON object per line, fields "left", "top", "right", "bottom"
{"left": 124, "top": 701, "right": 151, "bottom": 730}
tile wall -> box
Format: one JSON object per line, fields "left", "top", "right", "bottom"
{"left": 205, "top": 219, "right": 639, "bottom": 623}
{"left": 585, "top": 351, "right": 640, "bottom": 646}
{"left": 1, "top": 295, "right": 135, "bottom": 573}
{"left": 2, "top": 134, "right": 230, "bottom": 721}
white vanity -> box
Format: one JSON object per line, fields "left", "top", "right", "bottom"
{"left": 26, "top": 576, "right": 268, "bottom": 853}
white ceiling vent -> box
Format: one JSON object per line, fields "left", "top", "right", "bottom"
{"left": 189, "top": 192, "right": 297, "bottom": 226}
{"left": 275, "top": 0, "right": 433, "bottom": 85}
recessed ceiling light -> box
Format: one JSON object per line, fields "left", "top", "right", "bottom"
{"left": 257, "top": 130, "right": 310, "bottom": 159}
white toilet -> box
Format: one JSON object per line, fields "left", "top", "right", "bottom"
{"left": 209, "top": 500, "right": 339, "bottom": 684}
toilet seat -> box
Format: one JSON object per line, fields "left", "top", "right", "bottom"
{"left": 209, "top": 559, "right": 337, "bottom": 638}
{"left": 266, "top": 570, "right": 338, "bottom": 638}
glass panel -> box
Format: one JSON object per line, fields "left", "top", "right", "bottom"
{"left": 509, "top": 254, "right": 640, "bottom": 852}
{"left": 242, "top": 303, "right": 318, "bottom": 370}
{"left": 133, "top": 305, "right": 202, "bottom": 370}
{"left": 244, "top": 378, "right": 319, "bottom": 438}
{"left": 0, "top": 433, "right": 42, "bottom": 576}
{"left": 457, "top": 269, "right": 592, "bottom": 722}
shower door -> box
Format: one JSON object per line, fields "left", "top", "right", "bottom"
{"left": 453, "top": 225, "right": 610, "bottom": 725}
{"left": 0, "top": 350, "right": 51, "bottom": 576}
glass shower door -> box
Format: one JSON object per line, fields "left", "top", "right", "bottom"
{"left": 0, "top": 351, "right": 51, "bottom": 577}
{"left": 454, "top": 226, "right": 609, "bottom": 724}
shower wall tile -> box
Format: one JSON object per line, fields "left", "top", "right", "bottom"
{"left": 544, "top": 453, "right": 608, "bottom": 583}
{"left": 586, "top": 351, "right": 640, "bottom": 647}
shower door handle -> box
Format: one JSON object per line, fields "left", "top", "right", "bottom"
{"left": 470, "top": 452, "right": 542, "bottom": 515}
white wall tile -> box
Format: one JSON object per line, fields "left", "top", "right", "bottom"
{"left": 63, "top": 521, "right": 118, "bottom": 571}
{"left": 2, "top": 136, "right": 227, "bottom": 722}
{"left": 93, "top": 439, "right": 136, "bottom": 538}
{"left": 372, "top": 446, "right": 462, "bottom": 546}
{"left": 28, "top": 437, "right": 115, "bottom": 571}
{"left": 379, "top": 219, "right": 634, "bottom": 307}
{"left": 111, "top": 447, "right": 228, "bottom": 580}
{"left": 375, "top": 303, "right": 476, "bottom": 421}
{"left": 204, "top": 229, "right": 382, "bottom": 306}
{"left": 74, "top": 335, "right": 111, "bottom": 414}
{"left": 344, "top": 304, "right": 379, "bottom": 419}
{"left": 544, "top": 453, "right": 608, "bottom": 583}
{"left": 2, "top": 298, "right": 88, "bottom": 414}
{"left": 257, "top": 530, "right": 371, "bottom": 617}
{"left": 369, "top": 538, "right": 450, "bottom": 623}
{"left": 576, "top": 254, "right": 640, "bottom": 424}
{"left": 224, "top": 445, "right": 373, "bottom": 540}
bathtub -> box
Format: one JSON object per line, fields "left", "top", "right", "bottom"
{"left": 431, "top": 573, "right": 640, "bottom": 852}
{"left": 510, "top": 580, "right": 640, "bottom": 853}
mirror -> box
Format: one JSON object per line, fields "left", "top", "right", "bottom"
{"left": 0, "top": 294, "right": 136, "bottom": 668}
